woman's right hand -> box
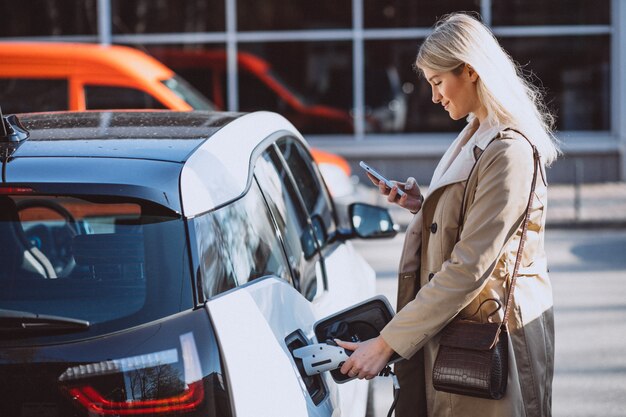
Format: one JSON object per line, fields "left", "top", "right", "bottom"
{"left": 366, "top": 172, "right": 424, "bottom": 213}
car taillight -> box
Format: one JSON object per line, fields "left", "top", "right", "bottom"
{"left": 66, "top": 381, "right": 204, "bottom": 415}
{"left": 60, "top": 332, "right": 205, "bottom": 416}
{"left": 0, "top": 186, "right": 34, "bottom": 194}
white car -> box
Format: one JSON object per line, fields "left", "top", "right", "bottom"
{"left": 0, "top": 110, "right": 397, "bottom": 417}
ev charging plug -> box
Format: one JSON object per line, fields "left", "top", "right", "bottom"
{"left": 292, "top": 342, "right": 351, "bottom": 376}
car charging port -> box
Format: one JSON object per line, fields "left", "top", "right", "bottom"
{"left": 285, "top": 330, "right": 327, "bottom": 405}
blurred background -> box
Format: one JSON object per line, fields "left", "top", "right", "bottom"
{"left": 0, "top": 0, "right": 623, "bottom": 185}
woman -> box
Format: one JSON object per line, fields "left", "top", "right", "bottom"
{"left": 336, "top": 13, "right": 558, "bottom": 417}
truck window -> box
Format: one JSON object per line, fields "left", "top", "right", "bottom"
{"left": 0, "top": 78, "right": 68, "bottom": 113}
{"left": 85, "top": 85, "right": 168, "bottom": 110}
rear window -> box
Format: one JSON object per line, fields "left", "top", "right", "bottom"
{"left": 0, "top": 195, "right": 193, "bottom": 339}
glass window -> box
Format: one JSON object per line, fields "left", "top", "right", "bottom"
{"left": 239, "top": 42, "right": 354, "bottom": 134}
{"left": 255, "top": 147, "right": 323, "bottom": 301}
{"left": 147, "top": 45, "right": 227, "bottom": 110}
{"left": 364, "top": 0, "right": 480, "bottom": 28}
{"left": 0, "top": 78, "right": 69, "bottom": 114}
{"left": 0, "top": 0, "right": 97, "bottom": 37}
{"left": 161, "top": 76, "right": 216, "bottom": 110}
{"left": 0, "top": 194, "right": 192, "bottom": 337}
{"left": 277, "top": 137, "right": 336, "bottom": 241}
{"left": 238, "top": 0, "right": 351, "bottom": 31}
{"left": 364, "top": 39, "right": 466, "bottom": 133}
{"left": 111, "top": 0, "right": 225, "bottom": 34}
{"left": 499, "top": 35, "right": 610, "bottom": 131}
{"left": 492, "top": 0, "right": 610, "bottom": 25}
{"left": 194, "top": 180, "right": 292, "bottom": 299}
{"left": 85, "top": 85, "right": 168, "bottom": 110}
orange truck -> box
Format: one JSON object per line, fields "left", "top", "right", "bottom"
{"left": 0, "top": 42, "right": 352, "bottom": 188}
{"left": 0, "top": 42, "right": 214, "bottom": 114}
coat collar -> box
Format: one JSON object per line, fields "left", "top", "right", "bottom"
{"left": 426, "top": 118, "right": 503, "bottom": 198}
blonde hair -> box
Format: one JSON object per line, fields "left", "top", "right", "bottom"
{"left": 416, "top": 13, "right": 560, "bottom": 165}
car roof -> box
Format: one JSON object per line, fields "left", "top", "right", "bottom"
{"left": 17, "top": 111, "right": 239, "bottom": 161}
{"left": 5, "top": 110, "right": 304, "bottom": 217}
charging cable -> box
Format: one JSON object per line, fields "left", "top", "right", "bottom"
{"left": 377, "top": 366, "right": 400, "bottom": 417}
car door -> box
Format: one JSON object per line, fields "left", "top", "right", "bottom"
{"left": 274, "top": 137, "right": 375, "bottom": 416}
{"left": 192, "top": 158, "right": 336, "bottom": 416}
{"left": 196, "top": 138, "right": 373, "bottom": 417}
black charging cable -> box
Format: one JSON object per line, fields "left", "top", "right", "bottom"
{"left": 377, "top": 365, "right": 400, "bottom": 417}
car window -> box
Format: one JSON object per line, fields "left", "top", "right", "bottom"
{"left": 255, "top": 146, "right": 324, "bottom": 301}
{"left": 0, "top": 194, "right": 193, "bottom": 338}
{"left": 277, "top": 137, "right": 336, "bottom": 244}
{"left": 0, "top": 78, "right": 68, "bottom": 113}
{"left": 85, "top": 85, "right": 168, "bottom": 110}
{"left": 193, "top": 180, "right": 292, "bottom": 299}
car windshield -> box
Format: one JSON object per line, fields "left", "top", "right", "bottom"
{"left": 161, "top": 75, "right": 216, "bottom": 110}
{"left": 0, "top": 194, "right": 192, "bottom": 339}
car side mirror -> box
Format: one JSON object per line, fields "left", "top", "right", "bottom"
{"left": 349, "top": 203, "right": 397, "bottom": 239}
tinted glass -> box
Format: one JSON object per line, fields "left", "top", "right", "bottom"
{"left": 0, "top": 79, "right": 68, "bottom": 114}
{"left": 0, "top": 0, "right": 97, "bottom": 37}
{"left": 364, "top": 39, "right": 466, "bottom": 133}
{"left": 277, "top": 137, "right": 336, "bottom": 240}
{"left": 161, "top": 76, "right": 216, "bottom": 110}
{"left": 147, "top": 45, "right": 227, "bottom": 110}
{"left": 238, "top": 0, "right": 351, "bottom": 31}
{"left": 239, "top": 42, "right": 354, "bottom": 134}
{"left": 493, "top": 0, "right": 610, "bottom": 25}
{"left": 194, "top": 181, "right": 292, "bottom": 299}
{"left": 0, "top": 195, "right": 192, "bottom": 338}
{"left": 500, "top": 35, "right": 610, "bottom": 131}
{"left": 255, "top": 147, "right": 322, "bottom": 301}
{"left": 111, "top": 0, "right": 225, "bottom": 33}
{"left": 85, "top": 85, "right": 168, "bottom": 110}
{"left": 364, "top": 0, "right": 480, "bottom": 28}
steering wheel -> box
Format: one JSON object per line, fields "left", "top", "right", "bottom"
{"left": 16, "top": 199, "right": 80, "bottom": 278}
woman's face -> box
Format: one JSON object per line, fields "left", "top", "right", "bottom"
{"left": 422, "top": 65, "right": 486, "bottom": 121}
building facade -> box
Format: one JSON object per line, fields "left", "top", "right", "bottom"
{"left": 1, "top": 0, "right": 624, "bottom": 183}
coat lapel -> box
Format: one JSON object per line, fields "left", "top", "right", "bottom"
{"left": 426, "top": 119, "right": 480, "bottom": 199}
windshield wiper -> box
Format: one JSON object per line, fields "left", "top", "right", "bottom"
{"left": 0, "top": 309, "right": 90, "bottom": 332}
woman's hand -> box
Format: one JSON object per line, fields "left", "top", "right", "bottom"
{"left": 366, "top": 172, "right": 424, "bottom": 213}
{"left": 335, "top": 336, "right": 395, "bottom": 380}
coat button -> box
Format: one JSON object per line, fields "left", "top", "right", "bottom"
{"left": 428, "top": 273, "right": 434, "bottom": 280}
{"left": 430, "top": 222, "right": 438, "bottom": 234}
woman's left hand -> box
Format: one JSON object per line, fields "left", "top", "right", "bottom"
{"left": 335, "top": 336, "right": 395, "bottom": 380}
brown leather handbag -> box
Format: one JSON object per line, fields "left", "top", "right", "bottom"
{"left": 432, "top": 133, "right": 540, "bottom": 400}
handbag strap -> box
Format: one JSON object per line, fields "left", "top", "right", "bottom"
{"left": 501, "top": 129, "right": 539, "bottom": 327}
{"left": 456, "top": 128, "right": 540, "bottom": 328}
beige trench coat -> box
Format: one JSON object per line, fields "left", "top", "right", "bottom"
{"left": 380, "top": 124, "right": 555, "bottom": 417}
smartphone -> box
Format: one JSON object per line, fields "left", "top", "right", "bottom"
{"left": 359, "top": 161, "right": 406, "bottom": 198}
